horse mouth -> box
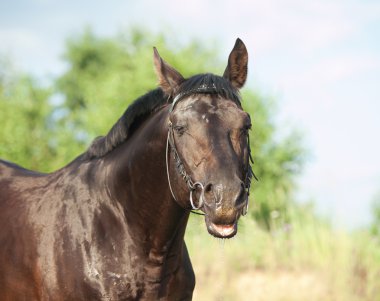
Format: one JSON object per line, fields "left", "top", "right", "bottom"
{"left": 207, "top": 222, "right": 237, "bottom": 238}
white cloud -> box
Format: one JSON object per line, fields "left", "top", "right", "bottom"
{"left": 279, "top": 54, "right": 380, "bottom": 90}
{"left": 0, "top": 27, "right": 66, "bottom": 77}
{"left": 230, "top": 0, "right": 354, "bottom": 53}
{"left": 0, "top": 28, "right": 43, "bottom": 53}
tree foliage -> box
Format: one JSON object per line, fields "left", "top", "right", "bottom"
{"left": 370, "top": 192, "right": 380, "bottom": 238}
{"left": 0, "top": 29, "right": 305, "bottom": 229}
{"left": 0, "top": 60, "right": 55, "bottom": 171}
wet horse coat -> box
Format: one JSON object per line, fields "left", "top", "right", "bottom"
{"left": 0, "top": 39, "right": 251, "bottom": 300}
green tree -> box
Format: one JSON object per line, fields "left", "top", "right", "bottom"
{"left": 0, "top": 59, "right": 55, "bottom": 171}
{"left": 0, "top": 29, "right": 305, "bottom": 229}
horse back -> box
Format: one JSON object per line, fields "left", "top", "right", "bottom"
{"left": 0, "top": 159, "right": 48, "bottom": 210}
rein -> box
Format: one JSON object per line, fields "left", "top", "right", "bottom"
{"left": 165, "top": 86, "right": 255, "bottom": 215}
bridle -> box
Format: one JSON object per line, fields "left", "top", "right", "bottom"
{"left": 165, "top": 85, "right": 255, "bottom": 216}
{"left": 166, "top": 124, "right": 206, "bottom": 211}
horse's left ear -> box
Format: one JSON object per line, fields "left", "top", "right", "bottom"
{"left": 153, "top": 47, "right": 185, "bottom": 96}
{"left": 223, "top": 38, "right": 248, "bottom": 89}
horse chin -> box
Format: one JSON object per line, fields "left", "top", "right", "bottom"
{"left": 204, "top": 215, "right": 238, "bottom": 239}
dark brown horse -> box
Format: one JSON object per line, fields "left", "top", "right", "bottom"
{"left": 0, "top": 38, "right": 252, "bottom": 300}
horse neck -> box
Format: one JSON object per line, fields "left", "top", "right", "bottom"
{"left": 105, "top": 107, "right": 190, "bottom": 252}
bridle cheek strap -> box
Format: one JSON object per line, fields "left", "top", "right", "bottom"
{"left": 166, "top": 123, "right": 205, "bottom": 210}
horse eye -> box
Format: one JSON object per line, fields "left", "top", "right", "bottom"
{"left": 241, "top": 124, "right": 251, "bottom": 135}
{"left": 174, "top": 125, "right": 187, "bottom": 135}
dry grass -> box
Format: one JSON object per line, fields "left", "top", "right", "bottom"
{"left": 185, "top": 212, "right": 380, "bottom": 301}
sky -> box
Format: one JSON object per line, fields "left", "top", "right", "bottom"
{"left": 1, "top": 0, "right": 379, "bottom": 228}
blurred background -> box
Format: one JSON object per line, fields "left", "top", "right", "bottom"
{"left": 1, "top": 0, "right": 379, "bottom": 300}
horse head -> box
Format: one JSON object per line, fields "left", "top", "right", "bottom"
{"left": 154, "top": 39, "right": 253, "bottom": 238}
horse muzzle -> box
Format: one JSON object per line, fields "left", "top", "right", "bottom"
{"left": 193, "top": 181, "right": 248, "bottom": 238}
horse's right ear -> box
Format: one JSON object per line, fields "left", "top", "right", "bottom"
{"left": 153, "top": 47, "right": 184, "bottom": 96}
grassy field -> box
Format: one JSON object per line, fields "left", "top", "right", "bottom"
{"left": 185, "top": 207, "right": 380, "bottom": 301}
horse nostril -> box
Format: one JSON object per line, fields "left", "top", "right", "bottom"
{"left": 203, "top": 183, "right": 217, "bottom": 207}
{"left": 204, "top": 183, "right": 213, "bottom": 193}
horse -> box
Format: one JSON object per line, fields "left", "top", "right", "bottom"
{"left": 0, "top": 38, "right": 253, "bottom": 300}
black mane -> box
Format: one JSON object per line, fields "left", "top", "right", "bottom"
{"left": 85, "top": 73, "right": 240, "bottom": 159}
{"left": 85, "top": 88, "right": 166, "bottom": 160}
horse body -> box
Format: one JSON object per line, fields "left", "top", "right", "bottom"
{"left": 0, "top": 106, "right": 194, "bottom": 300}
{"left": 0, "top": 38, "right": 251, "bottom": 300}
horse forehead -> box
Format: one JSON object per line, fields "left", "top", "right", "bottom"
{"left": 175, "top": 95, "right": 242, "bottom": 119}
